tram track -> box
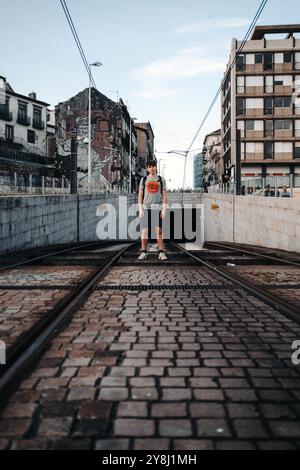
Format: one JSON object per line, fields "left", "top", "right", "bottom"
{"left": 172, "top": 242, "right": 300, "bottom": 327}
{"left": 0, "top": 242, "right": 136, "bottom": 399}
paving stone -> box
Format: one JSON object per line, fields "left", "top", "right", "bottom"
{"left": 114, "top": 419, "right": 155, "bottom": 437}
{"left": 117, "top": 402, "right": 148, "bottom": 418}
{"left": 95, "top": 439, "right": 130, "bottom": 450}
{"left": 0, "top": 419, "right": 31, "bottom": 438}
{"left": 38, "top": 418, "right": 73, "bottom": 437}
{"left": 134, "top": 439, "right": 170, "bottom": 450}
{"left": 67, "top": 387, "right": 96, "bottom": 401}
{"left": 72, "top": 419, "right": 109, "bottom": 437}
{"left": 190, "top": 403, "right": 225, "bottom": 418}
{"left": 152, "top": 403, "right": 187, "bottom": 418}
{"left": 159, "top": 420, "right": 192, "bottom": 437}
{"left": 269, "top": 421, "right": 300, "bottom": 438}
{"left": 197, "top": 419, "right": 231, "bottom": 438}
{"left": 10, "top": 439, "right": 49, "bottom": 450}
{"left": 1, "top": 403, "right": 37, "bottom": 419}
{"left": 233, "top": 419, "right": 268, "bottom": 438}
{"left": 79, "top": 402, "right": 112, "bottom": 420}
{"left": 174, "top": 440, "right": 214, "bottom": 450}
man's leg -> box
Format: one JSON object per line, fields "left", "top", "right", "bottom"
{"left": 156, "top": 227, "right": 164, "bottom": 252}
{"left": 141, "top": 228, "right": 148, "bottom": 251}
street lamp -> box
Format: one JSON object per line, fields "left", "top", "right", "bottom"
{"left": 129, "top": 116, "right": 137, "bottom": 193}
{"left": 88, "top": 61, "right": 103, "bottom": 184}
{"left": 158, "top": 159, "right": 166, "bottom": 175}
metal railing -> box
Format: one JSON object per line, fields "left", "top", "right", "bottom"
{"left": 207, "top": 176, "right": 296, "bottom": 198}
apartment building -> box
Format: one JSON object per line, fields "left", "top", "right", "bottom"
{"left": 0, "top": 75, "right": 56, "bottom": 190}
{"left": 201, "top": 129, "right": 222, "bottom": 189}
{"left": 56, "top": 89, "right": 140, "bottom": 191}
{"left": 134, "top": 122, "right": 155, "bottom": 168}
{"left": 221, "top": 24, "right": 300, "bottom": 188}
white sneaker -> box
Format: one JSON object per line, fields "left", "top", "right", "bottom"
{"left": 138, "top": 252, "right": 148, "bottom": 261}
{"left": 158, "top": 252, "right": 168, "bottom": 261}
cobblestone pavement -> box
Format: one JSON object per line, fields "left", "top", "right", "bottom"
{"left": 0, "top": 266, "right": 300, "bottom": 450}
{"left": 230, "top": 266, "right": 300, "bottom": 286}
{"left": 0, "top": 267, "right": 95, "bottom": 350}
{"left": 0, "top": 266, "right": 95, "bottom": 287}
{"left": 228, "top": 266, "right": 300, "bottom": 307}
{"left": 102, "top": 267, "right": 232, "bottom": 286}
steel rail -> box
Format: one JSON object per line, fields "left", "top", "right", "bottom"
{"left": 0, "top": 240, "right": 131, "bottom": 272}
{"left": 172, "top": 242, "right": 300, "bottom": 326}
{"left": 0, "top": 242, "right": 136, "bottom": 398}
{"left": 205, "top": 241, "right": 300, "bottom": 269}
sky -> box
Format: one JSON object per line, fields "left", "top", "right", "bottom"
{"left": 1, "top": 0, "right": 300, "bottom": 188}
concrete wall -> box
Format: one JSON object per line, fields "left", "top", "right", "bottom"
{"left": 0, "top": 194, "right": 137, "bottom": 254}
{"left": 0, "top": 192, "right": 201, "bottom": 254}
{"left": 202, "top": 193, "right": 300, "bottom": 253}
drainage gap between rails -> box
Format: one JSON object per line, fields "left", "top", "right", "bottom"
{"left": 95, "top": 284, "right": 238, "bottom": 291}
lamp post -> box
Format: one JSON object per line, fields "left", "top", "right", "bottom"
{"left": 129, "top": 116, "right": 137, "bottom": 193}
{"left": 158, "top": 159, "right": 166, "bottom": 175}
{"left": 88, "top": 61, "right": 103, "bottom": 184}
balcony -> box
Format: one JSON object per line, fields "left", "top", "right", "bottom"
{"left": 0, "top": 106, "right": 13, "bottom": 122}
{"left": 17, "top": 114, "right": 31, "bottom": 126}
{"left": 32, "top": 119, "right": 45, "bottom": 130}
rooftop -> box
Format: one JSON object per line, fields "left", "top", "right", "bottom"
{"left": 251, "top": 24, "right": 300, "bottom": 40}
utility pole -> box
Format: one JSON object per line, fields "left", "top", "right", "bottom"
{"left": 70, "top": 133, "right": 78, "bottom": 194}
{"left": 88, "top": 61, "right": 103, "bottom": 185}
{"left": 236, "top": 129, "right": 241, "bottom": 196}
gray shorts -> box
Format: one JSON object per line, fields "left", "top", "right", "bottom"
{"left": 140, "top": 208, "right": 162, "bottom": 231}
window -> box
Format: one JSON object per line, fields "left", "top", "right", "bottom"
{"left": 237, "top": 120, "right": 245, "bottom": 137}
{"left": 255, "top": 54, "right": 263, "bottom": 64}
{"left": 295, "top": 144, "right": 300, "bottom": 158}
{"left": 18, "top": 101, "right": 27, "bottom": 119}
{"left": 27, "top": 130, "right": 35, "bottom": 143}
{"left": 284, "top": 52, "right": 292, "bottom": 63}
{"left": 274, "top": 97, "right": 292, "bottom": 108}
{"left": 33, "top": 107, "right": 42, "bottom": 125}
{"left": 296, "top": 52, "right": 300, "bottom": 70}
{"left": 265, "top": 120, "right": 273, "bottom": 136}
{"left": 264, "top": 97, "right": 273, "bottom": 115}
{"left": 264, "top": 142, "right": 274, "bottom": 159}
{"left": 237, "top": 97, "right": 245, "bottom": 115}
{"left": 275, "top": 142, "right": 293, "bottom": 153}
{"left": 237, "top": 54, "right": 245, "bottom": 71}
{"left": 245, "top": 54, "right": 255, "bottom": 65}
{"left": 237, "top": 76, "right": 245, "bottom": 93}
{"left": 245, "top": 120, "right": 255, "bottom": 131}
{"left": 246, "top": 98, "right": 263, "bottom": 109}
{"left": 265, "top": 76, "right": 274, "bottom": 93}
{"left": 5, "top": 125, "right": 14, "bottom": 142}
{"left": 275, "top": 53, "right": 284, "bottom": 64}
{"left": 246, "top": 76, "right": 263, "bottom": 87}
{"left": 295, "top": 121, "right": 300, "bottom": 137}
{"left": 275, "top": 120, "right": 292, "bottom": 130}
{"left": 274, "top": 75, "right": 293, "bottom": 86}
{"left": 245, "top": 142, "right": 263, "bottom": 155}
{"left": 264, "top": 53, "right": 274, "bottom": 70}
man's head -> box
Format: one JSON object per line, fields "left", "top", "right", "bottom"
{"left": 147, "top": 160, "right": 157, "bottom": 176}
{"left": 283, "top": 185, "right": 288, "bottom": 191}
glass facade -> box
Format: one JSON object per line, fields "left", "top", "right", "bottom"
{"left": 193, "top": 153, "right": 203, "bottom": 190}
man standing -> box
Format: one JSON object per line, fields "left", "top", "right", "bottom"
{"left": 281, "top": 185, "right": 291, "bottom": 198}
{"left": 138, "top": 161, "right": 168, "bottom": 261}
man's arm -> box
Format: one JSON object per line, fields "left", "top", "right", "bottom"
{"left": 161, "top": 190, "right": 167, "bottom": 218}
{"left": 138, "top": 190, "right": 144, "bottom": 216}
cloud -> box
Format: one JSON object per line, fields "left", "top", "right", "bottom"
{"left": 131, "top": 47, "right": 226, "bottom": 82}
{"left": 173, "top": 17, "right": 250, "bottom": 34}
{"left": 133, "top": 87, "right": 180, "bottom": 99}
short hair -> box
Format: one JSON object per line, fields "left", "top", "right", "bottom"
{"left": 147, "top": 160, "right": 157, "bottom": 167}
